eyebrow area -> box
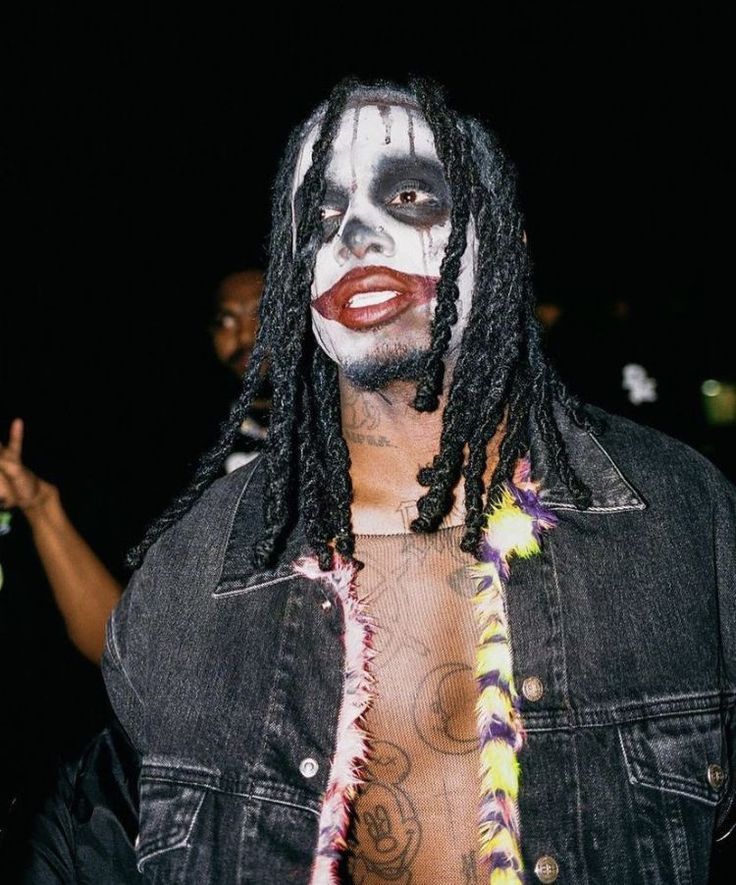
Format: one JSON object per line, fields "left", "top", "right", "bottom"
{"left": 369, "top": 155, "right": 450, "bottom": 203}
{"left": 293, "top": 154, "right": 450, "bottom": 227}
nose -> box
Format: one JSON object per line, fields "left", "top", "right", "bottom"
{"left": 334, "top": 216, "right": 395, "bottom": 263}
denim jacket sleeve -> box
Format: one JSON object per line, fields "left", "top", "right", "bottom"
{"left": 711, "top": 462, "right": 736, "bottom": 842}
{"left": 100, "top": 461, "right": 263, "bottom": 754}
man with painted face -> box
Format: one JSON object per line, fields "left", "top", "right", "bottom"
{"left": 20, "top": 78, "right": 736, "bottom": 884}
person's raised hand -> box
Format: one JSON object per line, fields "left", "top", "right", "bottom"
{"left": 0, "top": 418, "right": 54, "bottom": 512}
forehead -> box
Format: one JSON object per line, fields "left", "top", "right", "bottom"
{"left": 217, "top": 275, "right": 262, "bottom": 307}
{"left": 292, "top": 103, "right": 439, "bottom": 193}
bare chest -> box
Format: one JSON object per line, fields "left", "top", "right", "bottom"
{"left": 347, "top": 528, "right": 484, "bottom": 884}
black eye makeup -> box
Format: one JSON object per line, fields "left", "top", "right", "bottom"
{"left": 294, "top": 182, "right": 347, "bottom": 242}
{"left": 293, "top": 155, "right": 451, "bottom": 242}
{"left": 372, "top": 156, "right": 451, "bottom": 228}
{"left": 318, "top": 189, "right": 346, "bottom": 241}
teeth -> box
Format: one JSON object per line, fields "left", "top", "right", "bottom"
{"left": 347, "top": 290, "right": 399, "bottom": 309}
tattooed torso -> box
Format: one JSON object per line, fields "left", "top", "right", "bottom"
{"left": 347, "top": 526, "right": 483, "bottom": 884}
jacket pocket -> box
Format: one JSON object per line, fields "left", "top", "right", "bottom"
{"left": 616, "top": 709, "right": 729, "bottom": 885}
{"left": 135, "top": 757, "right": 211, "bottom": 875}
{"left": 617, "top": 710, "right": 728, "bottom": 806}
{"left": 134, "top": 757, "right": 319, "bottom": 883}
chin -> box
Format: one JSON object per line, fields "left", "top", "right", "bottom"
{"left": 340, "top": 346, "right": 430, "bottom": 392}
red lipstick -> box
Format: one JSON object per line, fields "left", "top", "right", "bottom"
{"left": 311, "top": 266, "right": 438, "bottom": 331}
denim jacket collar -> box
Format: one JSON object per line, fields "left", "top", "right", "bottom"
{"left": 216, "top": 405, "right": 646, "bottom": 594}
{"left": 532, "top": 405, "right": 646, "bottom": 513}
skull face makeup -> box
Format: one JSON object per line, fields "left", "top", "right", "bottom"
{"left": 292, "top": 101, "right": 477, "bottom": 389}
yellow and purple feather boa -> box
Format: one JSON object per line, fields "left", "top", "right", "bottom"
{"left": 470, "top": 456, "right": 557, "bottom": 882}
{"left": 295, "top": 455, "right": 556, "bottom": 884}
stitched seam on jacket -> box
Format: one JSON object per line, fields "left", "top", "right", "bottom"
{"left": 715, "top": 790, "right": 736, "bottom": 841}
{"left": 250, "top": 793, "right": 321, "bottom": 816}
{"left": 214, "top": 573, "right": 301, "bottom": 598}
{"left": 138, "top": 774, "right": 320, "bottom": 814}
{"left": 543, "top": 501, "right": 646, "bottom": 513}
{"left": 706, "top": 461, "right": 736, "bottom": 827}
{"left": 106, "top": 609, "right": 144, "bottom": 709}
{"left": 137, "top": 789, "right": 207, "bottom": 868}
{"left": 616, "top": 725, "right": 720, "bottom": 808}
{"left": 524, "top": 693, "right": 734, "bottom": 731}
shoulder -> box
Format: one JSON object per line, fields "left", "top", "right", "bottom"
{"left": 191, "top": 453, "right": 266, "bottom": 524}
{"left": 587, "top": 404, "right": 735, "bottom": 504}
{"left": 143, "top": 455, "right": 267, "bottom": 577}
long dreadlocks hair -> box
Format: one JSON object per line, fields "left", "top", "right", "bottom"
{"left": 128, "top": 76, "right": 598, "bottom": 573}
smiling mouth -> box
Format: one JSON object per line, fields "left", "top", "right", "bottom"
{"left": 312, "top": 266, "right": 438, "bottom": 331}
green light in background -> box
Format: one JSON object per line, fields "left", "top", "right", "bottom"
{"left": 702, "top": 378, "right": 736, "bottom": 426}
{"left": 702, "top": 379, "right": 722, "bottom": 397}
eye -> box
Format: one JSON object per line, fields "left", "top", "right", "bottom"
{"left": 374, "top": 161, "right": 451, "bottom": 227}
{"left": 318, "top": 205, "right": 343, "bottom": 242}
{"left": 388, "top": 189, "right": 435, "bottom": 206}
{"left": 384, "top": 182, "right": 447, "bottom": 228}
{"left": 319, "top": 206, "right": 342, "bottom": 220}
{"left": 212, "top": 312, "right": 237, "bottom": 332}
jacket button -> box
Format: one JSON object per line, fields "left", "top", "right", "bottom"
{"left": 707, "top": 763, "right": 725, "bottom": 790}
{"left": 321, "top": 598, "right": 332, "bottom": 611}
{"left": 299, "top": 757, "right": 319, "bottom": 778}
{"left": 534, "top": 854, "right": 559, "bottom": 882}
{"left": 522, "top": 676, "right": 544, "bottom": 702}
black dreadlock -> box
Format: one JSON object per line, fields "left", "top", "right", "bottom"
{"left": 128, "top": 76, "right": 596, "bottom": 572}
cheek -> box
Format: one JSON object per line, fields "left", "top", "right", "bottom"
{"left": 212, "top": 331, "right": 233, "bottom": 358}
{"left": 310, "top": 310, "right": 341, "bottom": 362}
{"left": 311, "top": 246, "right": 334, "bottom": 299}
{"left": 394, "top": 222, "right": 450, "bottom": 277}
{"left": 426, "top": 223, "right": 451, "bottom": 268}
{"left": 445, "top": 217, "right": 478, "bottom": 345}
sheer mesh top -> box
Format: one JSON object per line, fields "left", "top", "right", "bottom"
{"left": 346, "top": 526, "right": 484, "bottom": 884}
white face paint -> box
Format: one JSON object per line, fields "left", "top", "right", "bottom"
{"left": 291, "top": 102, "right": 477, "bottom": 385}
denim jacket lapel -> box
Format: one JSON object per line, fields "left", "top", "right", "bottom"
{"left": 531, "top": 405, "right": 647, "bottom": 513}
{"left": 214, "top": 457, "right": 311, "bottom": 597}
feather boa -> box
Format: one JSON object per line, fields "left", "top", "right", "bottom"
{"left": 470, "top": 456, "right": 557, "bottom": 882}
{"left": 293, "top": 554, "right": 376, "bottom": 884}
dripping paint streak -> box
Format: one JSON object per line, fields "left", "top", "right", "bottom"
{"left": 418, "top": 229, "right": 429, "bottom": 275}
{"left": 378, "top": 103, "right": 392, "bottom": 144}
{"left": 350, "top": 106, "right": 361, "bottom": 194}
{"left": 426, "top": 226, "right": 435, "bottom": 259}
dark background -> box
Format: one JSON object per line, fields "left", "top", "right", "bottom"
{"left": 2, "top": 5, "right": 733, "bottom": 879}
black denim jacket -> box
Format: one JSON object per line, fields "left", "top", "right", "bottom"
{"left": 22, "top": 407, "right": 736, "bottom": 883}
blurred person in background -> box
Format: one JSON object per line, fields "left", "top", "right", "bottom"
{"left": 210, "top": 270, "right": 270, "bottom": 472}
{"left": 0, "top": 270, "right": 268, "bottom": 666}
